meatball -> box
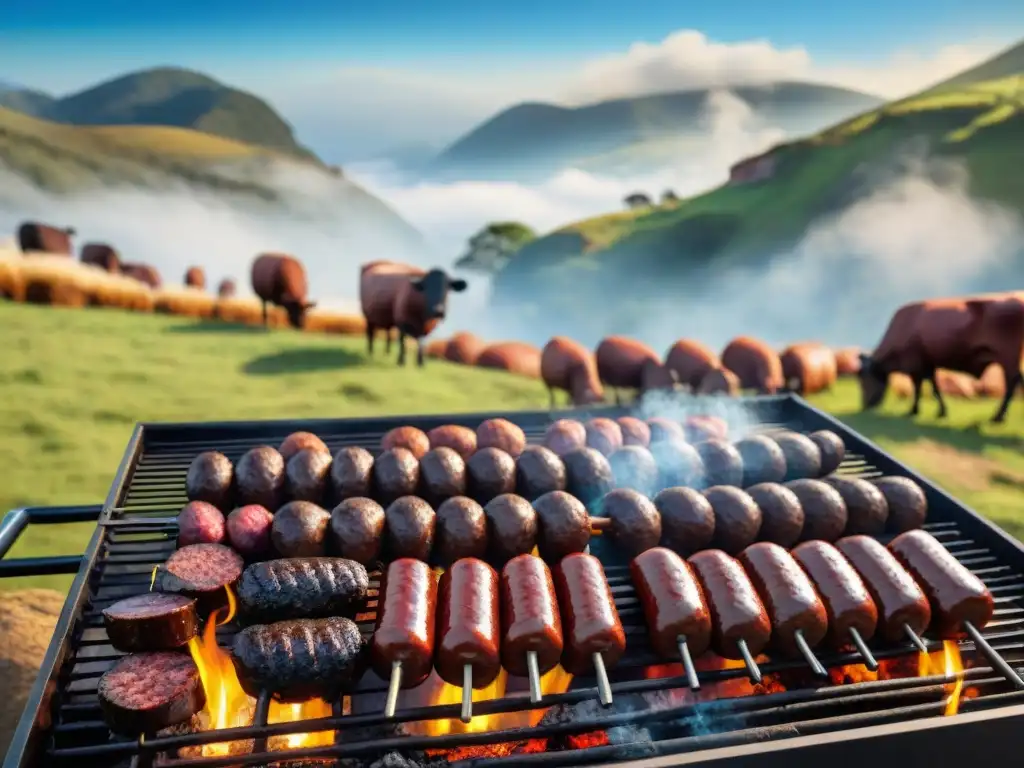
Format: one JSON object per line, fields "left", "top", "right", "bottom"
{"left": 419, "top": 447, "right": 467, "bottom": 505}
{"left": 285, "top": 448, "right": 332, "bottom": 504}
{"left": 746, "top": 483, "right": 804, "bottom": 548}
{"left": 466, "top": 447, "right": 517, "bottom": 504}
{"left": 650, "top": 439, "right": 704, "bottom": 490}
{"left": 684, "top": 415, "right": 728, "bottom": 443}
{"left": 694, "top": 439, "right": 743, "bottom": 488}
{"left": 385, "top": 496, "right": 436, "bottom": 561}
{"left": 477, "top": 418, "right": 526, "bottom": 458}
{"left": 427, "top": 425, "right": 477, "bottom": 461}
{"left": 534, "top": 490, "right": 590, "bottom": 562}
{"left": 177, "top": 501, "right": 225, "bottom": 547}
{"left": 602, "top": 488, "right": 661, "bottom": 557}
{"left": 785, "top": 479, "right": 847, "bottom": 542}
{"left": 271, "top": 501, "right": 330, "bottom": 558}
{"left": 585, "top": 418, "right": 623, "bottom": 456}
{"left": 647, "top": 417, "right": 685, "bottom": 444}
{"left": 225, "top": 505, "right": 273, "bottom": 557}
{"left": 329, "top": 498, "right": 386, "bottom": 566}
{"left": 185, "top": 451, "right": 234, "bottom": 510}
{"left": 654, "top": 487, "right": 715, "bottom": 555}
{"left": 704, "top": 486, "right": 761, "bottom": 555}
{"left": 542, "top": 419, "right": 587, "bottom": 457}
{"left": 616, "top": 417, "right": 651, "bottom": 447}
{"left": 562, "top": 448, "right": 614, "bottom": 507}
{"left": 823, "top": 476, "right": 888, "bottom": 535}
{"left": 373, "top": 448, "right": 420, "bottom": 505}
{"left": 236, "top": 446, "right": 286, "bottom": 510}
{"left": 734, "top": 436, "right": 787, "bottom": 487}
{"left": 608, "top": 446, "right": 659, "bottom": 497}
{"left": 279, "top": 432, "right": 329, "bottom": 463}
{"left": 434, "top": 496, "right": 488, "bottom": 566}
{"left": 772, "top": 432, "right": 822, "bottom": 481}
{"left": 329, "top": 447, "right": 374, "bottom": 502}
{"left": 873, "top": 476, "right": 928, "bottom": 533}
{"left": 381, "top": 426, "right": 430, "bottom": 460}
{"left": 809, "top": 430, "right": 846, "bottom": 476}
{"left": 484, "top": 494, "right": 538, "bottom": 564}
{"left": 515, "top": 446, "right": 566, "bottom": 501}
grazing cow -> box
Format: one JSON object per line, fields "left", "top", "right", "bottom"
{"left": 80, "top": 243, "right": 120, "bottom": 273}
{"left": 121, "top": 262, "right": 162, "bottom": 288}
{"left": 834, "top": 347, "right": 862, "bottom": 377}
{"left": 665, "top": 339, "right": 719, "bottom": 391}
{"left": 425, "top": 338, "right": 450, "bottom": 359}
{"left": 477, "top": 342, "right": 542, "bottom": 378}
{"left": 217, "top": 279, "right": 237, "bottom": 298}
{"left": 360, "top": 261, "right": 467, "bottom": 366}
{"left": 185, "top": 266, "right": 206, "bottom": 290}
{"left": 780, "top": 343, "right": 838, "bottom": 395}
{"left": 696, "top": 366, "right": 740, "bottom": 396}
{"left": 18, "top": 222, "right": 75, "bottom": 255}
{"left": 445, "top": 331, "right": 486, "bottom": 365}
{"left": 858, "top": 296, "right": 1024, "bottom": 422}
{"left": 595, "top": 336, "right": 678, "bottom": 404}
{"left": 251, "top": 253, "right": 316, "bottom": 329}
{"left": 541, "top": 336, "right": 605, "bottom": 408}
{"left": 721, "top": 336, "right": 784, "bottom": 394}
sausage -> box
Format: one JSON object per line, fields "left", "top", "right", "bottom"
{"left": 484, "top": 494, "right": 538, "bottom": 565}
{"left": 688, "top": 549, "right": 771, "bottom": 659}
{"left": 279, "top": 432, "right": 330, "bottom": 462}
{"left": 603, "top": 488, "right": 662, "bottom": 557}
{"left": 98, "top": 652, "right": 205, "bottom": 735}
{"left": 792, "top": 540, "right": 878, "bottom": 649}
{"left": 225, "top": 504, "right": 274, "bottom": 557}
{"left": 515, "top": 445, "right": 567, "bottom": 501}
{"left": 435, "top": 558, "right": 502, "bottom": 688}
{"left": 631, "top": 547, "right": 712, "bottom": 658}
{"left": 329, "top": 446, "right": 374, "bottom": 501}
{"left": 372, "top": 559, "right": 438, "bottom": 687}
{"left": 385, "top": 496, "right": 436, "bottom": 561}
{"left": 286, "top": 448, "right": 333, "bottom": 504}
{"left": 330, "top": 498, "right": 386, "bottom": 566}
{"left": 185, "top": 451, "right": 234, "bottom": 510}
{"left": 466, "top": 447, "right": 517, "bottom": 504}
{"left": 419, "top": 447, "right": 467, "bottom": 505}
{"left": 382, "top": 426, "right": 430, "bottom": 459}
{"left": 231, "top": 616, "right": 366, "bottom": 700}
{"left": 236, "top": 557, "right": 369, "bottom": 623}
{"left": 373, "top": 448, "right": 421, "bottom": 505}
{"left": 533, "top": 490, "right": 590, "bottom": 562}
{"left": 271, "top": 501, "right": 331, "bottom": 557}
{"left": 889, "top": 529, "right": 994, "bottom": 636}
{"left": 177, "top": 501, "right": 225, "bottom": 546}
{"left": 552, "top": 552, "right": 626, "bottom": 675}
{"left": 835, "top": 535, "right": 931, "bottom": 642}
{"left": 157, "top": 543, "right": 244, "bottom": 613}
{"left": 236, "top": 446, "right": 286, "bottom": 509}
{"left": 501, "top": 554, "right": 564, "bottom": 676}
{"left": 434, "top": 496, "right": 488, "bottom": 566}
{"left": 102, "top": 593, "right": 198, "bottom": 653}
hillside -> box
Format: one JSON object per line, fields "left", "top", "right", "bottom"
{"left": 0, "top": 67, "right": 317, "bottom": 162}
{"left": 488, "top": 41, "right": 1024, "bottom": 347}
{"left": 429, "top": 82, "right": 883, "bottom": 181}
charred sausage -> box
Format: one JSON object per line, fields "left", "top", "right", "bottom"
{"left": 501, "top": 554, "right": 564, "bottom": 677}
{"left": 631, "top": 547, "right": 712, "bottom": 659}
{"left": 435, "top": 558, "right": 502, "bottom": 688}
{"left": 236, "top": 557, "right": 369, "bottom": 623}
{"left": 372, "top": 559, "right": 438, "bottom": 688}
{"left": 688, "top": 549, "right": 771, "bottom": 659}
{"left": 552, "top": 553, "right": 626, "bottom": 675}
{"left": 836, "top": 535, "right": 931, "bottom": 642}
{"left": 792, "top": 540, "right": 878, "bottom": 650}
{"left": 889, "top": 529, "right": 994, "bottom": 637}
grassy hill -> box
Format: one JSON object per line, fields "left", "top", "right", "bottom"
{"left": 429, "top": 82, "right": 883, "bottom": 182}
{"left": 0, "top": 67, "right": 317, "bottom": 162}
{"left": 0, "top": 301, "right": 1020, "bottom": 594}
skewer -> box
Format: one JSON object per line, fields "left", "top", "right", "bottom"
{"left": 592, "top": 652, "right": 613, "bottom": 706}
{"left": 526, "top": 651, "right": 543, "bottom": 703}
{"left": 794, "top": 629, "right": 828, "bottom": 678}
{"left": 736, "top": 639, "right": 762, "bottom": 684}
{"left": 847, "top": 627, "right": 878, "bottom": 671}
{"left": 589, "top": 517, "right": 611, "bottom": 532}
{"left": 460, "top": 664, "right": 474, "bottom": 723}
{"left": 383, "top": 660, "right": 403, "bottom": 718}
{"left": 676, "top": 636, "right": 701, "bottom": 691}
{"left": 963, "top": 620, "right": 1024, "bottom": 690}
{"left": 904, "top": 624, "right": 929, "bottom": 654}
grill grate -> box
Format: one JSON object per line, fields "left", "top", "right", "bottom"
{"left": 8, "top": 396, "right": 1024, "bottom": 768}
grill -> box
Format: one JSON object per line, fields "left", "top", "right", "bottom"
{"left": 4, "top": 395, "right": 1024, "bottom": 768}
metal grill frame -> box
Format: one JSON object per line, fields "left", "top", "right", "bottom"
{"left": 4, "top": 394, "right": 1024, "bottom": 768}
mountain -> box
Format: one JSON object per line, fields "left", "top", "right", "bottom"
{"left": 429, "top": 82, "right": 883, "bottom": 182}
{"left": 0, "top": 67, "right": 317, "bottom": 162}
{"left": 485, "top": 42, "right": 1024, "bottom": 350}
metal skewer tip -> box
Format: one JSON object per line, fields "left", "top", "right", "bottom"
{"left": 592, "top": 652, "right": 613, "bottom": 707}
{"left": 460, "top": 664, "right": 474, "bottom": 723}
{"left": 526, "top": 650, "right": 543, "bottom": 703}
{"left": 794, "top": 629, "right": 828, "bottom": 679}
{"left": 383, "top": 660, "right": 402, "bottom": 719}
{"left": 848, "top": 627, "right": 879, "bottom": 672}
{"left": 904, "top": 624, "right": 929, "bottom": 654}
{"left": 963, "top": 620, "right": 1024, "bottom": 690}
{"left": 677, "top": 636, "right": 700, "bottom": 691}
{"left": 737, "top": 639, "right": 762, "bottom": 684}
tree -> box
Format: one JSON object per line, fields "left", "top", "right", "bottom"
{"left": 454, "top": 221, "right": 537, "bottom": 274}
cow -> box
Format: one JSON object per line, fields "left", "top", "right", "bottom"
{"left": 217, "top": 279, "right": 237, "bottom": 298}
{"left": 359, "top": 261, "right": 467, "bottom": 366}
{"left": 780, "top": 343, "right": 838, "bottom": 395}
{"left": 595, "top": 336, "right": 678, "bottom": 404}
{"left": 121, "top": 262, "right": 162, "bottom": 288}
{"left": 721, "top": 336, "right": 784, "bottom": 394}
{"left": 476, "top": 342, "right": 542, "bottom": 379}
{"left": 665, "top": 339, "right": 719, "bottom": 391}
{"left": 80, "top": 243, "right": 120, "bottom": 273}
{"left": 541, "top": 336, "right": 605, "bottom": 409}
{"left": 185, "top": 266, "right": 206, "bottom": 290}
{"left": 425, "top": 338, "right": 450, "bottom": 359}
{"left": 18, "top": 222, "right": 75, "bottom": 255}
{"left": 251, "top": 253, "right": 316, "bottom": 329}
{"left": 858, "top": 296, "right": 1024, "bottom": 422}
{"left": 834, "top": 347, "right": 863, "bottom": 377}
{"left": 444, "top": 331, "right": 486, "bottom": 366}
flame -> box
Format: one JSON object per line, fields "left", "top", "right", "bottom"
{"left": 917, "top": 640, "right": 965, "bottom": 714}
{"left": 267, "top": 699, "right": 335, "bottom": 750}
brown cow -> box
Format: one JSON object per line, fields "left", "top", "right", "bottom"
{"left": 425, "top": 338, "right": 450, "bottom": 359}
{"left": 218, "top": 279, "right": 237, "bottom": 298}
{"left": 121, "top": 262, "right": 162, "bottom": 288}
{"left": 665, "top": 339, "right": 719, "bottom": 391}
{"left": 80, "top": 243, "right": 120, "bottom": 273}
{"left": 721, "top": 336, "right": 784, "bottom": 394}
{"left": 859, "top": 296, "right": 1024, "bottom": 422}
{"left": 780, "top": 343, "right": 838, "bottom": 395}
{"left": 18, "top": 222, "right": 75, "bottom": 255}
{"left": 185, "top": 266, "right": 206, "bottom": 290}
{"left": 477, "top": 342, "right": 542, "bottom": 378}
{"left": 696, "top": 366, "right": 740, "bottom": 396}
{"left": 835, "top": 347, "right": 862, "bottom": 377}
{"left": 251, "top": 253, "right": 316, "bottom": 329}
{"left": 541, "top": 336, "right": 605, "bottom": 408}
{"left": 445, "top": 331, "right": 486, "bottom": 365}
{"left": 360, "top": 261, "right": 467, "bottom": 366}
{"left": 595, "top": 336, "right": 678, "bottom": 404}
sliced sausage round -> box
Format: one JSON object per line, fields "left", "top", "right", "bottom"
{"left": 98, "top": 652, "right": 205, "bottom": 735}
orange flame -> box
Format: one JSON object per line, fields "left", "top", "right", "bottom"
{"left": 917, "top": 640, "right": 965, "bottom": 715}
